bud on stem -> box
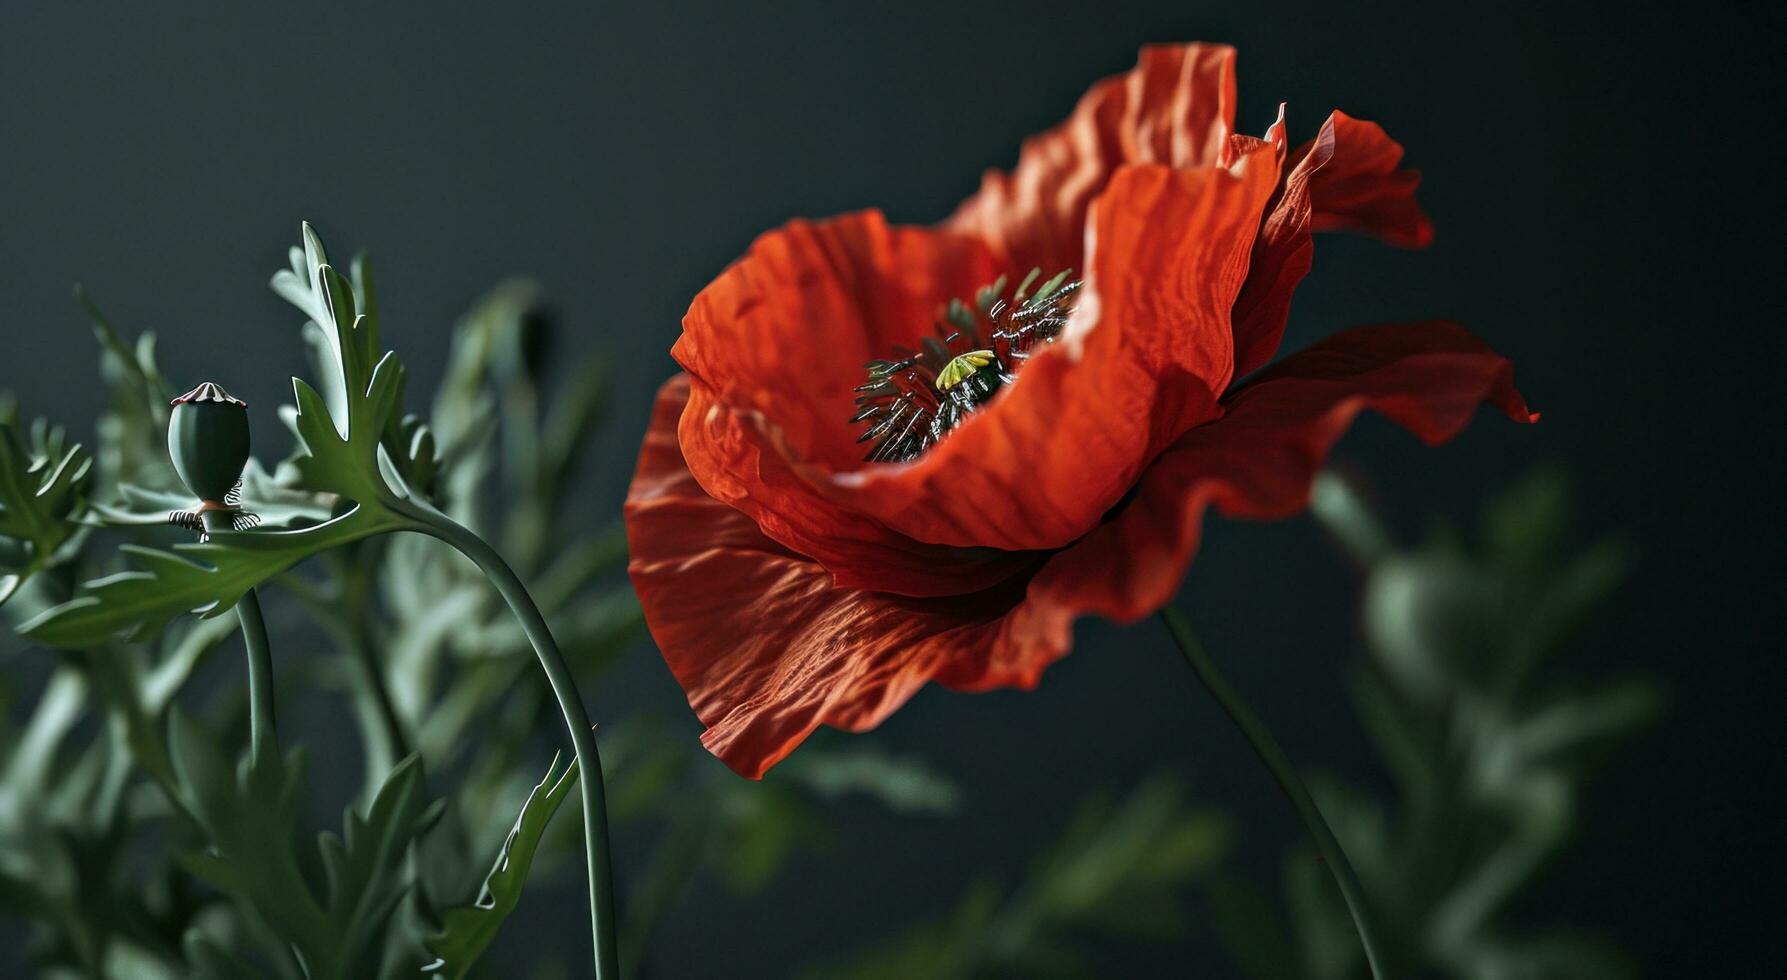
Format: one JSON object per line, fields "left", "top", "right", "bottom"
{"left": 168, "top": 382, "right": 250, "bottom": 504}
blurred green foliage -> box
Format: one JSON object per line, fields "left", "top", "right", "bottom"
{"left": 0, "top": 411, "right": 91, "bottom": 604}
{"left": 813, "top": 776, "right": 1231, "bottom": 979}
{"left": 1206, "top": 472, "right": 1661, "bottom": 980}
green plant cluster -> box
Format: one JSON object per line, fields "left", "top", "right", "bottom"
{"left": 0, "top": 228, "right": 982, "bottom": 978}
{"left": 0, "top": 225, "right": 1653, "bottom": 979}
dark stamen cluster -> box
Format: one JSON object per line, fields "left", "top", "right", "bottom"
{"left": 852, "top": 269, "right": 1080, "bottom": 463}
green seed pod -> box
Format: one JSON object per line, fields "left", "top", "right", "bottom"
{"left": 168, "top": 382, "right": 250, "bottom": 503}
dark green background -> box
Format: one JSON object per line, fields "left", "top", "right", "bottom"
{"left": 2, "top": 1, "right": 1774, "bottom": 974}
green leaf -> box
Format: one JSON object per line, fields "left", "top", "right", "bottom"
{"left": 1257, "top": 468, "right": 1655, "bottom": 977}
{"left": 77, "top": 286, "right": 178, "bottom": 489}
{"left": 424, "top": 753, "right": 579, "bottom": 979}
{"left": 319, "top": 755, "right": 444, "bottom": 977}
{"left": 286, "top": 342, "right": 405, "bottom": 504}
{"left": 19, "top": 503, "right": 409, "bottom": 647}
{"left": 0, "top": 418, "right": 91, "bottom": 603}
{"left": 0, "top": 670, "right": 88, "bottom": 807}
{"left": 170, "top": 710, "right": 439, "bottom": 980}
{"left": 167, "top": 710, "right": 329, "bottom": 971}
{"left": 21, "top": 224, "right": 423, "bottom": 645}
{"left": 90, "top": 460, "right": 333, "bottom": 529}
{"left": 267, "top": 223, "right": 408, "bottom": 505}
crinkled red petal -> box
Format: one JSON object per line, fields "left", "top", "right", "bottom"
{"left": 947, "top": 43, "right": 1239, "bottom": 274}
{"left": 836, "top": 157, "right": 1281, "bottom": 555}
{"left": 1297, "top": 110, "right": 1433, "bottom": 248}
{"left": 674, "top": 154, "right": 1279, "bottom": 591}
{"left": 1027, "top": 322, "right": 1536, "bottom": 622}
{"left": 626, "top": 376, "right": 1076, "bottom": 779}
{"left": 1233, "top": 110, "right": 1439, "bottom": 378}
{"left": 673, "top": 211, "right": 1037, "bottom": 596}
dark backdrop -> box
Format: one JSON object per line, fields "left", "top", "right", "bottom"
{"left": 2, "top": 1, "right": 1775, "bottom": 975}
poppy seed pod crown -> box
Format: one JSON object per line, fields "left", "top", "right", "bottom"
{"left": 168, "top": 382, "right": 250, "bottom": 503}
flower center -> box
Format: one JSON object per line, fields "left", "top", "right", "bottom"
{"left": 852, "top": 268, "right": 1079, "bottom": 463}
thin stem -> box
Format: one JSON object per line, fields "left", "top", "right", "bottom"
{"left": 234, "top": 591, "right": 278, "bottom": 761}
{"left": 345, "top": 620, "right": 410, "bottom": 765}
{"left": 205, "top": 512, "right": 277, "bottom": 760}
{"left": 398, "top": 499, "right": 619, "bottom": 980}
{"left": 1158, "top": 606, "right": 1386, "bottom": 979}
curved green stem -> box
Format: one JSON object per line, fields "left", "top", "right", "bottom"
{"left": 234, "top": 590, "right": 278, "bottom": 762}
{"left": 205, "top": 512, "right": 277, "bottom": 761}
{"left": 396, "top": 499, "right": 619, "bottom": 980}
{"left": 1158, "top": 606, "right": 1385, "bottom": 979}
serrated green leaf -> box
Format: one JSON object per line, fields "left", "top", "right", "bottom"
{"left": 425, "top": 754, "right": 579, "bottom": 979}
{"left": 270, "top": 224, "right": 410, "bottom": 506}
{"left": 288, "top": 347, "right": 406, "bottom": 504}
{"left": 24, "top": 225, "right": 424, "bottom": 643}
{"left": 77, "top": 286, "right": 179, "bottom": 489}
{"left": 349, "top": 252, "right": 380, "bottom": 343}
{"left": 0, "top": 419, "right": 91, "bottom": 603}
{"left": 167, "top": 710, "right": 329, "bottom": 965}
{"left": 19, "top": 503, "right": 410, "bottom": 647}
{"left": 170, "top": 710, "right": 437, "bottom": 980}
{"left": 91, "top": 459, "right": 333, "bottom": 530}
{"left": 320, "top": 755, "right": 442, "bottom": 976}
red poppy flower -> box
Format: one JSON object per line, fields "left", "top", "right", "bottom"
{"left": 626, "top": 43, "right": 1534, "bottom": 779}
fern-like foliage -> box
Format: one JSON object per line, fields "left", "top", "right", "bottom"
{"left": 0, "top": 414, "right": 91, "bottom": 603}
{"left": 167, "top": 710, "right": 443, "bottom": 980}
{"left": 20, "top": 224, "right": 421, "bottom": 647}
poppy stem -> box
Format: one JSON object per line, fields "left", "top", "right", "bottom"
{"left": 397, "top": 499, "right": 621, "bottom": 980}
{"left": 233, "top": 590, "right": 278, "bottom": 762}
{"left": 1158, "top": 605, "right": 1386, "bottom": 979}
{"left": 203, "top": 511, "right": 277, "bottom": 762}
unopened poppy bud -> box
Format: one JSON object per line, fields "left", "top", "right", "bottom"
{"left": 168, "top": 382, "right": 250, "bottom": 504}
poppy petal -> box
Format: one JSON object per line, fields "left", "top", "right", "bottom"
{"left": 1027, "top": 322, "right": 1535, "bottom": 621}
{"left": 675, "top": 210, "right": 1002, "bottom": 473}
{"left": 1298, "top": 110, "right": 1433, "bottom": 248}
{"left": 1230, "top": 109, "right": 1329, "bottom": 379}
{"left": 627, "top": 376, "right": 1075, "bottom": 779}
{"left": 834, "top": 153, "right": 1282, "bottom": 555}
{"left": 947, "top": 43, "right": 1239, "bottom": 274}
{"left": 1233, "top": 110, "right": 1438, "bottom": 378}
{"left": 676, "top": 155, "right": 1279, "bottom": 593}
{"left": 678, "top": 377, "right": 1043, "bottom": 596}
{"left": 674, "top": 211, "right": 1039, "bottom": 596}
